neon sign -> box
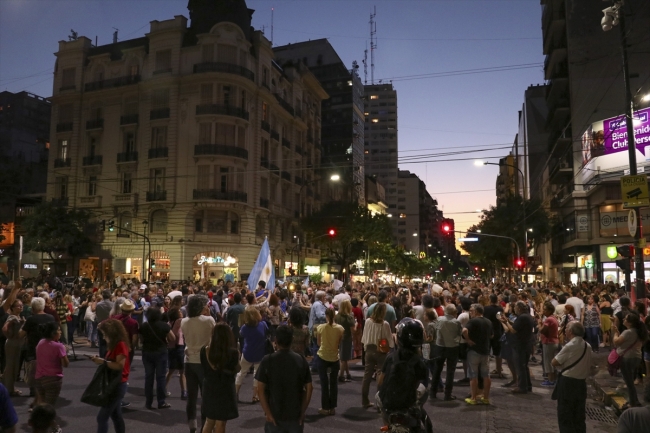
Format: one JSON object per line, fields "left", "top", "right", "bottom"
{"left": 197, "top": 256, "right": 237, "bottom": 266}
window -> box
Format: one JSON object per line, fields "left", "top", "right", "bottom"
{"left": 197, "top": 165, "right": 210, "bottom": 188}
{"left": 256, "top": 215, "right": 265, "bottom": 237}
{"left": 129, "top": 64, "right": 139, "bottom": 77}
{"left": 370, "top": 95, "right": 378, "bottom": 100}
{"left": 150, "top": 209, "right": 168, "bottom": 233}
{"left": 151, "top": 126, "right": 167, "bottom": 148}
{"left": 58, "top": 104, "right": 73, "bottom": 123}
{"left": 217, "top": 44, "right": 237, "bottom": 64}
{"left": 119, "top": 212, "right": 132, "bottom": 235}
{"left": 269, "top": 219, "right": 276, "bottom": 239}
{"left": 93, "top": 66, "right": 104, "bottom": 83}
{"left": 240, "top": 90, "right": 246, "bottom": 110}
{"left": 215, "top": 123, "right": 235, "bottom": 144}
{"left": 262, "top": 102, "right": 268, "bottom": 121}
{"left": 88, "top": 136, "right": 100, "bottom": 156}
{"left": 230, "top": 213, "right": 239, "bottom": 234}
{"left": 216, "top": 167, "right": 229, "bottom": 192}
{"left": 206, "top": 210, "right": 228, "bottom": 234}
{"left": 220, "top": 85, "right": 232, "bottom": 106}
{"left": 199, "top": 123, "right": 212, "bottom": 143}
{"left": 200, "top": 83, "right": 213, "bottom": 105}
{"left": 121, "top": 172, "right": 132, "bottom": 194}
{"left": 124, "top": 99, "right": 138, "bottom": 116}
{"left": 124, "top": 132, "right": 136, "bottom": 153}
{"left": 155, "top": 49, "right": 172, "bottom": 72}
{"left": 262, "top": 67, "right": 269, "bottom": 87}
{"left": 237, "top": 126, "right": 246, "bottom": 148}
{"left": 195, "top": 217, "right": 203, "bottom": 233}
{"left": 201, "top": 44, "right": 214, "bottom": 63}
{"left": 87, "top": 176, "right": 97, "bottom": 196}
{"left": 149, "top": 168, "right": 165, "bottom": 192}
{"left": 58, "top": 139, "right": 69, "bottom": 159}
{"left": 56, "top": 176, "right": 68, "bottom": 199}
{"left": 261, "top": 139, "right": 269, "bottom": 159}
{"left": 151, "top": 88, "right": 169, "bottom": 108}
{"left": 261, "top": 177, "right": 268, "bottom": 199}
{"left": 62, "top": 68, "right": 76, "bottom": 88}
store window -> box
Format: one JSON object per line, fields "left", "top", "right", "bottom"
{"left": 150, "top": 209, "right": 168, "bottom": 233}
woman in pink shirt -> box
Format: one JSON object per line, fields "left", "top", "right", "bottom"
{"left": 34, "top": 321, "right": 69, "bottom": 432}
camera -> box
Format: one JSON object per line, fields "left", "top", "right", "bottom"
{"left": 601, "top": 6, "right": 619, "bottom": 32}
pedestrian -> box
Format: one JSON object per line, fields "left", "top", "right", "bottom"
{"left": 165, "top": 306, "right": 187, "bottom": 400}
{"left": 90, "top": 318, "right": 131, "bottom": 433}
{"left": 256, "top": 324, "right": 313, "bottom": 433}
{"left": 288, "top": 307, "right": 310, "bottom": 357}
{"left": 95, "top": 290, "right": 114, "bottom": 358}
{"left": 0, "top": 383, "right": 18, "bottom": 433}
{"left": 84, "top": 293, "right": 98, "bottom": 347}
{"left": 139, "top": 307, "right": 174, "bottom": 410}
{"left": 29, "top": 404, "right": 57, "bottom": 433}
{"left": 431, "top": 303, "right": 462, "bottom": 401}
{"left": 2, "top": 295, "right": 25, "bottom": 396}
{"left": 360, "top": 302, "right": 393, "bottom": 408}
{"left": 501, "top": 301, "right": 535, "bottom": 394}
{"left": 308, "top": 291, "right": 327, "bottom": 372}
{"left": 538, "top": 301, "right": 560, "bottom": 387}
{"left": 463, "top": 304, "right": 493, "bottom": 405}
{"left": 54, "top": 293, "right": 71, "bottom": 345}
{"left": 20, "top": 296, "right": 55, "bottom": 402}
{"left": 350, "top": 298, "right": 364, "bottom": 359}
{"left": 583, "top": 295, "right": 601, "bottom": 351}
{"left": 235, "top": 307, "right": 267, "bottom": 403}
{"left": 34, "top": 322, "right": 69, "bottom": 433}
{"left": 224, "top": 293, "right": 245, "bottom": 350}
{"left": 613, "top": 312, "right": 647, "bottom": 408}
{"left": 181, "top": 295, "right": 215, "bottom": 433}
{"left": 316, "top": 307, "right": 344, "bottom": 415}
{"left": 200, "top": 323, "right": 240, "bottom": 433}
{"left": 483, "top": 294, "right": 505, "bottom": 378}
{"left": 551, "top": 322, "right": 592, "bottom": 433}
{"left": 334, "top": 299, "right": 355, "bottom": 383}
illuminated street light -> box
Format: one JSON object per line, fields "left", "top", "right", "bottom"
{"left": 330, "top": 174, "right": 340, "bottom": 181}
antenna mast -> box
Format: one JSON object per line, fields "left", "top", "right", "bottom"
{"left": 369, "top": 6, "right": 377, "bottom": 85}
{"left": 363, "top": 43, "right": 368, "bottom": 85}
{"left": 271, "top": 7, "right": 274, "bottom": 45}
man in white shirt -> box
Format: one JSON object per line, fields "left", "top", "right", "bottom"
{"left": 551, "top": 321, "right": 592, "bottom": 433}
{"left": 565, "top": 289, "right": 585, "bottom": 323}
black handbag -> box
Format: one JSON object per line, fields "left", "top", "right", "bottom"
{"left": 81, "top": 362, "right": 122, "bottom": 407}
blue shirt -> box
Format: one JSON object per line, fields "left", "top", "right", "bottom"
{"left": 240, "top": 321, "right": 268, "bottom": 363}
{"left": 0, "top": 383, "right": 18, "bottom": 430}
{"left": 308, "top": 301, "right": 327, "bottom": 331}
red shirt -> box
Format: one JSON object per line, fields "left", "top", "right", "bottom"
{"left": 111, "top": 314, "right": 139, "bottom": 349}
{"left": 106, "top": 341, "right": 130, "bottom": 383}
{"left": 540, "top": 315, "right": 559, "bottom": 345}
{"left": 352, "top": 307, "right": 364, "bottom": 328}
{"left": 434, "top": 306, "right": 444, "bottom": 318}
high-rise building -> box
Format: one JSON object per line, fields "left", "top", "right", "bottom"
{"left": 495, "top": 154, "right": 517, "bottom": 207}
{"left": 45, "top": 0, "right": 327, "bottom": 281}
{"left": 273, "top": 39, "right": 366, "bottom": 206}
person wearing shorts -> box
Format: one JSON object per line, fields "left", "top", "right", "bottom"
{"left": 463, "top": 304, "right": 493, "bottom": 405}
{"left": 539, "top": 302, "right": 560, "bottom": 386}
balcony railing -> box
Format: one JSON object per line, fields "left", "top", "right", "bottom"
{"left": 274, "top": 94, "right": 295, "bottom": 116}
{"left": 86, "top": 119, "right": 104, "bottom": 130}
{"left": 261, "top": 121, "right": 270, "bottom": 132}
{"left": 117, "top": 151, "right": 138, "bottom": 163}
{"left": 270, "top": 130, "right": 279, "bottom": 141}
{"left": 295, "top": 176, "right": 303, "bottom": 186}
{"left": 196, "top": 104, "right": 249, "bottom": 121}
{"left": 295, "top": 107, "right": 303, "bottom": 119}
{"left": 193, "top": 189, "right": 247, "bottom": 203}
{"left": 150, "top": 107, "right": 170, "bottom": 120}
{"left": 282, "top": 139, "right": 291, "bottom": 149}
{"left": 84, "top": 74, "right": 141, "bottom": 92}
{"left": 295, "top": 145, "right": 303, "bottom": 155}
{"left": 194, "top": 144, "right": 248, "bottom": 160}
{"left": 146, "top": 191, "right": 167, "bottom": 202}
{"left": 53, "top": 158, "right": 71, "bottom": 168}
{"left": 281, "top": 171, "right": 291, "bottom": 182}
{"left": 270, "top": 163, "right": 280, "bottom": 173}
{"left": 260, "top": 157, "right": 269, "bottom": 168}
{"left": 148, "top": 147, "right": 168, "bottom": 159}
{"left": 259, "top": 198, "right": 269, "bottom": 208}
{"left": 59, "top": 85, "right": 76, "bottom": 92}
{"left": 56, "top": 122, "right": 73, "bottom": 133}
{"left": 193, "top": 62, "right": 255, "bottom": 82}
{"left": 307, "top": 188, "right": 314, "bottom": 198}
{"left": 120, "top": 114, "right": 139, "bottom": 125}
{"left": 82, "top": 155, "right": 103, "bottom": 166}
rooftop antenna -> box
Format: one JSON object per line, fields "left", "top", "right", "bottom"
{"left": 271, "top": 7, "right": 274, "bottom": 45}
{"left": 112, "top": 28, "right": 118, "bottom": 44}
{"left": 68, "top": 29, "right": 78, "bottom": 41}
{"left": 369, "top": 6, "right": 377, "bottom": 85}
{"left": 363, "top": 42, "right": 368, "bottom": 85}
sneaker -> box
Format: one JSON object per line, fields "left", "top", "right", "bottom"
{"left": 540, "top": 380, "right": 555, "bottom": 387}
{"left": 501, "top": 380, "right": 516, "bottom": 388}
{"left": 121, "top": 401, "right": 131, "bottom": 408}
{"left": 166, "top": 391, "right": 171, "bottom": 396}
{"left": 464, "top": 398, "right": 478, "bottom": 405}
{"left": 318, "top": 408, "right": 331, "bottom": 415}
{"left": 181, "top": 391, "right": 188, "bottom": 400}
{"left": 480, "top": 398, "right": 490, "bottom": 405}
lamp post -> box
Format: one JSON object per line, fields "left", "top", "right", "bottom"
{"left": 475, "top": 160, "right": 528, "bottom": 283}
{"left": 601, "top": 1, "right": 645, "bottom": 299}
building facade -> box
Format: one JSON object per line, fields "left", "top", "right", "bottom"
{"left": 46, "top": 0, "right": 327, "bottom": 281}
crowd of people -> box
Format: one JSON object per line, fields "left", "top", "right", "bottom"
{"left": 1, "top": 277, "right": 650, "bottom": 433}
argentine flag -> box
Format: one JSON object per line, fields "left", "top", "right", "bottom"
{"left": 248, "top": 238, "right": 275, "bottom": 291}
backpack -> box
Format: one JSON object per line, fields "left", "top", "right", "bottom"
{"left": 380, "top": 353, "right": 421, "bottom": 410}
{"left": 208, "top": 299, "right": 220, "bottom": 322}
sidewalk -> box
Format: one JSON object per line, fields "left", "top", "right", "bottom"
{"left": 590, "top": 349, "right": 645, "bottom": 413}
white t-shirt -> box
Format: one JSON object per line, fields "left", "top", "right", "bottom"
{"left": 458, "top": 311, "right": 470, "bottom": 343}
{"left": 333, "top": 293, "right": 351, "bottom": 307}
{"left": 181, "top": 315, "right": 215, "bottom": 364}
{"left": 566, "top": 297, "right": 585, "bottom": 319}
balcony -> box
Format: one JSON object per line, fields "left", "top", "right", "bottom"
{"left": 53, "top": 158, "right": 71, "bottom": 168}
{"left": 120, "top": 114, "right": 139, "bottom": 125}
{"left": 117, "top": 151, "right": 138, "bottom": 163}
{"left": 295, "top": 176, "right": 303, "bottom": 186}
{"left": 148, "top": 147, "right": 168, "bottom": 159}
{"left": 260, "top": 197, "right": 269, "bottom": 208}
{"left": 153, "top": 68, "right": 172, "bottom": 75}
{"left": 82, "top": 155, "right": 103, "bottom": 166}
{"left": 150, "top": 107, "right": 170, "bottom": 120}
{"left": 281, "top": 171, "right": 291, "bottom": 182}
{"left": 59, "top": 85, "right": 76, "bottom": 92}
{"left": 260, "top": 157, "right": 269, "bottom": 169}
{"left": 114, "top": 193, "right": 136, "bottom": 205}
{"left": 78, "top": 195, "right": 102, "bottom": 208}
{"left": 270, "top": 130, "right": 279, "bottom": 141}
{"left": 307, "top": 188, "right": 314, "bottom": 198}
{"left": 282, "top": 138, "right": 291, "bottom": 149}
{"left": 86, "top": 119, "right": 104, "bottom": 130}
{"left": 193, "top": 62, "right": 255, "bottom": 82}
{"left": 51, "top": 197, "right": 69, "bottom": 206}
{"left": 261, "top": 121, "right": 270, "bottom": 132}
{"left": 274, "top": 94, "right": 295, "bottom": 116}
{"left": 315, "top": 193, "right": 321, "bottom": 201}
{"left": 84, "top": 74, "right": 141, "bottom": 92}
{"left": 307, "top": 134, "right": 314, "bottom": 144}
{"left": 56, "top": 122, "right": 73, "bottom": 133}
{"left": 270, "top": 163, "right": 280, "bottom": 173}
{"left": 195, "top": 104, "right": 249, "bottom": 121}
{"left": 146, "top": 191, "right": 167, "bottom": 202}
{"left": 295, "top": 107, "right": 303, "bottom": 119}
{"left": 194, "top": 144, "right": 248, "bottom": 160}
{"left": 193, "top": 189, "right": 248, "bottom": 203}
{"left": 295, "top": 145, "right": 303, "bottom": 155}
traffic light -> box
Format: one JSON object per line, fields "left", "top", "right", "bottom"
{"left": 616, "top": 258, "right": 631, "bottom": 272}
{"left": 328, "top": 229, "right": 336, "bottom": 237}
{"left": 108, "top": 220, "right": 115, "bottom": 232}
{"left": 100, "top": 220, "right": 106, "bottom": 231}
{"left": 288, "top": 267, "right": 295, "bottom": 276}
{"left": 441, "top": 219, "right": 454, "bottom": 236}
{"left": 617, "top": 245, "right": 634, "bottom": 257}
{"left": 515, "top": 258, "right": 525, "bottom": 269}
{"left": 151, "top": 259, "right": 156, "bottom": 268}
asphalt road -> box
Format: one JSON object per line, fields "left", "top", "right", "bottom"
{"left": 8, "top": 343, "right": 620, "bottom": 433}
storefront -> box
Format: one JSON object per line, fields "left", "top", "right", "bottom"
{"left": 577, "top": 254, "right": 596, "bottom": 282}
{"left": 599, "top": 244, "right": 650, "bottom": 285}
{"left": 192, "top": 251, "right": 238, "bottom": 284}
{"left": 150, "top": 250, "right": 171, "bottom": 281}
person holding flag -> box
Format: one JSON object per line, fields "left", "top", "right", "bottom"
{"left": 247, "top": 239, "right": 275, "bottom": 299}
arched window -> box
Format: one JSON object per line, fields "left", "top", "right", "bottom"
{"left": 150, "top": 209, "right": 168, "bottom": 233}
{"left": 255, "top": 214, "right": 265, "bottom": 238}
{"left": 195, "top": 210, "right": 239, "bottom": 235}
{"left": 94, "top": 65, "right": 104, "bottom": 82}
{"left": 119, "top": 212, "right": 132, "bottom": 235}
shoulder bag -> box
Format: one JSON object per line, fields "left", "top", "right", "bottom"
{"left": 607, "top": 337, "right": 638, "bottom": 376}
{"left": 551, "top": 341, "right": 588, "bottom": 401}
{"left": 377, "top": 321, "right": 390, "bottom": 354}
{"left": 81, "top": 360, "right": 122, "bottom": 407}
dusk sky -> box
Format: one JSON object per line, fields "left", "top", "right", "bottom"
{"left": 0, "top": 0, "right": 544, "bottom": 237}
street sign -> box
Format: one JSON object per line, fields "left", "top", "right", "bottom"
{"left": 621, "top": 174, "right": 649, "bottom": 208}
{"left": 628, "top": 209, "right": 637, "bottom": 237}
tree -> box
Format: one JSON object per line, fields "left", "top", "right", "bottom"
{"left": 301, "top": 202, "right": 393, "bottom": 280}
{"left": 461, "top": 196, "right": 552, "bottom": 271}
{"left": 22, "top": 202, "right": 96, "bottom": 262}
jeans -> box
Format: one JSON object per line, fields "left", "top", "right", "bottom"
{"left": 86, "top": 320, "right": 97, "bottom": 344}
{"left": 584, "top": 327, "right": 600, "bottom": 351}
{"left": 620, "top": 357, "right": 641, "bottom": 406}
{"left": 432, "top": 346, "right": 459, "bottom": 397}
{"left": 362, "top": 345, "right": 387, "bottom": 406}
{"left": 317, "top": 356, "right": 340, "bottom": 410}
{"left": 512, "top": 346, "right": 531, "bottom": 392}
{"left": 185, "top": 362, "right": 205, "bottom": 430}
{"left": 143, "top": 350, "right": 168, "bottom": 407}
{"left": 556, "top": 376, "right": 586, "bottom": 433}
{"left": 97, "top": 328, "right": 107, "bottom": 358}
{"left": 264, "top": 420, "right": 303, "bottom": 433}
{"left": 68, "top": 315, "right": 79, "bottom": 343}
{"left": 97, "top": 382, "right": 127, "bottom": 433}
{"left": 309, "top": 336, "right": 320, "bottom": 371}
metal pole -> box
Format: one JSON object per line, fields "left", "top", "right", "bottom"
{"left": 142, "top": 225, "right": 146, "bottom": 282}
{"left": 618, "top": 7, "right": 645, "bottom": 299}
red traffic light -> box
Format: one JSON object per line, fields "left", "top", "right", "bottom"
{"left": 443, "top": 224, "right": 450, "bottom": 232}
{"left": 328, "top": 229, "right": 336, "bottom": 236}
